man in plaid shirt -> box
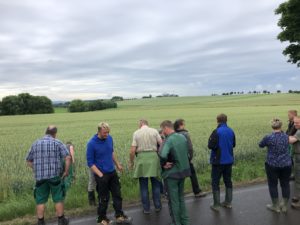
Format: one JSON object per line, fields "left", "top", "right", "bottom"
{"left": 26, "top": 125, "right": 71, "bottom": 225}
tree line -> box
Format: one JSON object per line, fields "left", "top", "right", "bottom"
{"left": 0, "top": 93, "right": 54, "bottom": 115}
{"left": 68, "top": 99, "right": 117, "bottom": 113}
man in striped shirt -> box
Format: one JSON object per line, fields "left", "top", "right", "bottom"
{"left": 26, "top": 125, "right": 71, "bottom": 225}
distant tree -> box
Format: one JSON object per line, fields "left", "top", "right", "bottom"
{"left": 288, "top": 90, "right": 293, "bottom": 93}
{"left": 111, "top": 96, "right": 124, "bottom": 101}
{"left": 275, "top": 0, "right": 300, "bottom": 67}
{"left": 68, "top": 99, "right": 87, "bottom": 112}
{"left": 277, "top": 90, "right": 282, "bottom": 93}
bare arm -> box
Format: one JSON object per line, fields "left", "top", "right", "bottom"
{"left": 90, "top": 164, "right": 103, "bottom": 177}
{"left": 27, "top": 161, "right": 33, "bottom": 169}
{"left": 70, "top": 145, "right": 75, "bottom": 163}
{"left": 113, "top": 152, "right": 123, "bottom": 172}
{"left": 129, "top": 146, "right": 137, "bottom": 169}
{"left": 62, "top": 155, "right": 72, "bottom": 178}
{"left": 289, "top": 136, "right": 298, "bottom": 144}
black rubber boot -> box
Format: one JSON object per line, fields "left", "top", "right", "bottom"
{"left": 88, "top": 191, "right": 96, "bottom": 206}
{"left": 210, "top": 191, "right": 221, "bottom": 211}
{"left": 221, "top": 188, "right": 233, "bottom": 209}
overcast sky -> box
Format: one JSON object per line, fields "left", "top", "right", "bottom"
{"left": 0, "top": 0, "right": 299, "bottom": 100}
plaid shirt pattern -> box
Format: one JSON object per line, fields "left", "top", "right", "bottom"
{"left": 26, "top": 135, "right": 69, "bottom": 181}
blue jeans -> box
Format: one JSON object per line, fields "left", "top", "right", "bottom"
{"left": 139, "top": 177, "right": 162, "bottom": 211}
{"left": 211, "top": 164, "right": 233, "bottom": 192}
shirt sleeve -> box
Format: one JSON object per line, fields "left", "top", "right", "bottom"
{"left": 259, "top": 135, "right": 268, "bottom": 148}
{"left": 59, "top": 143, "right": 70, "bottom": 158}
{"left": 131, "top": 132, "right": 137, "bottom": 147}
{"left": 159, "top": 139, "right": 171, "bottom": 166}
{"left": 155, "top": 130, "right": 162, "bottom": 144}
{"left": 25, "top": 145, "right": 34, "bottom": 161}
{"left": 86, "top": 142, "right": 95, "bottom": 168}
{"left": 208, "top": 129, "right": 219, "bottom": 150}
{"left": 294, "top": 130, "right": 300, "bottom": 141}
{"left": 184, "top": 132, "right": 194, "bottom": 160}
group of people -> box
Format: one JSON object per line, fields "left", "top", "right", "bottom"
{"left": 25, "top": 110, "right": 300, "bottom": 225}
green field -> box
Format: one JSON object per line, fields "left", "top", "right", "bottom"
{"left": 0, "top": 94, "right": 299, "bottom": 223}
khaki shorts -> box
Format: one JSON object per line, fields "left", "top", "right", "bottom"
{"left": 34, "top": 177, "right": 65, "bottom": 204}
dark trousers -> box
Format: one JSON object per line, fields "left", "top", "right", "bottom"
{"left": 265, "top": 163, "right": 292, "bottom": 199}
{"left": 94, "top": 171, "right": 123, "bottom": 220}
{"left": 139, "top": 177, "right": 162, "bottom": 211}
{"left": 189, "top": 162, "right": 201, "bottom": 194}
{"left": 211, "top": 164, "right": 233, "bottom": 192}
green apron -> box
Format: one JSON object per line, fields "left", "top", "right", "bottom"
{"left": 133, "top": 151, "right": 161, "bottom": 178}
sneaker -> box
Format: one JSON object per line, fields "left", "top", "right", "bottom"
{"left": 194, "top": 191, "right": 207, "bottom": 198}
{"left": 155, "top": 207, "right": 162, "bottom": 213}
{"left": 58, "top": 216, "right": 69, "bottom": 225}
{"left": 291, "top": 202, "right": 300, "bottom": 209}
{"left": 143, "top": 210, "right": 151, "bottom": 215}
{"left": 97, "top": 217, "right": 112, "bottom": 225}
{"left": 292, "top": 196, "right": 299, "bottom": 203}
{"left": 116, "top": 215, "right": 132, "bottom": 224}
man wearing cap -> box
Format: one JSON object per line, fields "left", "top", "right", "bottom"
{"left": 26, "top": 125, "right": 71, "bottom": 225}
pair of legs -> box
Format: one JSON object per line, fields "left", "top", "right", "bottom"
{"left": 88, "top": 169, "right": 97, "bottom": 205}
{"left": 265, "top": 163, "right": 291, "bottom": 212}
{"left": 165, "top": 178, "right": 189, "bottom": 225}
{"left": 139, "top": 177, "right": 162, "bottom": 212}
{"left": 189, "top": 162, "right": 203, "bottom": 195}
{"left": 265, "top": 163, "right": 292, "bottom": 199}
{"left": 211, "top": 164, "right": 233, "bottom": 210}
{"left": 94, "top": 171, "right": 124, "bottom": 221}
{"left": 34, "top": 177, "right": 68, "bottom": 224}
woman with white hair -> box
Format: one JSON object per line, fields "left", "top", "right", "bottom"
{"left": 259, "top": 118, "right": 292, "bottom": 213}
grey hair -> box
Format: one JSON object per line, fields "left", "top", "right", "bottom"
{"left": 139, "top": 119, "right": 149, "bottom": 126}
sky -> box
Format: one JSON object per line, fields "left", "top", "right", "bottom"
{"left": 0, "top": 0, "right": 299, "bottom": 101}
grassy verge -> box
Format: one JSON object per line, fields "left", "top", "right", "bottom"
{"left": 0, "top": 156, "right": 266, "bottom": 224}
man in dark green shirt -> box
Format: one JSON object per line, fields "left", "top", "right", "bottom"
{"left": 159, "top": 120, "right": 191, "bottom": 225}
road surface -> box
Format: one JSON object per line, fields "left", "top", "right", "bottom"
{"left": 51, "top": 183, "right": 299, "bottom": 225}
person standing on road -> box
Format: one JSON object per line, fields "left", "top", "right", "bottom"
{"left": 26, "top": 125, "right": 71, "bottom": 225}
{"left": 286, "top": 110, "right": 298, "bottom": 181}
{"left": 289, "top": 116, "right": 300, "bottom": 209}
{"left": 159, "top": 120, "right": 191, "bottom": 225}
{"left": 174, "top": 119, "right": 207, "bottom": 198}
{"left": 86, "top": 122, "right": 132, "bottom": 225}
{"left": 129, "top": 119, "right": 162, "bottom": 214}
{"left": 259, "top": 118, "right": 292, "bottom": 213}
{"left": 208, "top": 114, "right": 236, "bottom": 211}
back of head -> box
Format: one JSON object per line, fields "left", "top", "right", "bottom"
{"left": 174, "top": 119, "right": 185, "bottom": 131}
{"left": 271, "top": 118, "right": 282, "bottom": 130}
{"left": 160, "top": 120, "right": 174, "bottom": 129}
{"left": 217, "top": 114, "right": 227, "bottom": 124}
{"left": 139, "top": 119, "right": 149, "bottom": 127}
{"left": 45, "top": 125, "right": 57, "bottom": 137}
{"left": 289, "top": 110, "right": 298, "bottom": 116}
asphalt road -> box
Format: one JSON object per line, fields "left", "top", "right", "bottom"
{"left": 51, "top": 183, "right": 299, "bottom": 225}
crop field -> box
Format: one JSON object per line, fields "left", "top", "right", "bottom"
{"left": 0, "top": 94, "right": 299, "bottom": 223}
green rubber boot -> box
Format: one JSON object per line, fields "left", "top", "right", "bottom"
{"left": 221, "top": 188, "right": 233, "bottom": 209}
{"left": 281, "top": 198, "right": 289, "bottom": 213}
{"left": 266, "top": 198, "right": 280, "bottom": 213}
{"left": 210, "top": 191, "right": 221, "bottom": 211}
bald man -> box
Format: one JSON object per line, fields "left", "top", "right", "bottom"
{"left": 26, "top": 126, "right": 71, "bottom": 225}
{"left": 289, "top": 117, "right": 300, "bottom": 209}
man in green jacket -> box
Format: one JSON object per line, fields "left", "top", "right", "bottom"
{"left": 159, "top": 120, "right": 191, "bottom": 225}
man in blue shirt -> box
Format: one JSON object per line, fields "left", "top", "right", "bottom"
{"left": 208, "top": 114, "right": 236, "bottom": 211}
{"left": 86, "top": 122, "right": 132, "bottom": 225}
{"left": 26, "top": 125, "right": 71, "bottom": 225}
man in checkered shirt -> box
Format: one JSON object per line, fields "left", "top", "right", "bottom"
{"left": 26, "top": 125, "right": 71, "bottom": 225}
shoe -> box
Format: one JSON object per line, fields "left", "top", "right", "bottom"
{"left": 88, "top": 191, "right": 96, "bottom": 206}
{"left": 97, "top": 217, "right": 112, "bottom": 225}
{"left": 37, "top": 219, "right": 45, "bottom": 225}
{"left": 115, "top": 215, "right": 132, "bottom": 224}
{"left": 221, "top": 188, "right": 233, "bottom": 209}
{"left": 280, "top": 198, "right": 289, "bottom": 213}
{"left": 58, "top": 216, "right": 69, "bottom": 225}
{"left": 155, "top": 207, "right": 162, "bottom": 213}
{"left": 266, "top": 199, "right": 280, "bottom": 213}
{"left": 194, "top": 191, "right": 207, "bottom": 198}
{"left": 143, "top": 210, "right": 151, "bottom": 215}
{"left": 292, "top": 196, "right": 299, "bottom": 203}
{"left": 291, "top": 201, "right": 300, "bottom": 209}
{"left": 210, "top": 191, "right": 221, "bottom": 211}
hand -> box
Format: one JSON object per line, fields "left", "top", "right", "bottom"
{"left": 116, "top": 163, "right": 123, "bottom": 173}
{"left": 128, "top": 162, "right": 134, "bottom": 170}
{"left": 98, "top": 171, "right": 104, "bottom": 178}
{"left": 61, "top": 171, "right": 69, "bottom": 179}
{"left": 163, "top": 162, "right": 173, "bottom": 169}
